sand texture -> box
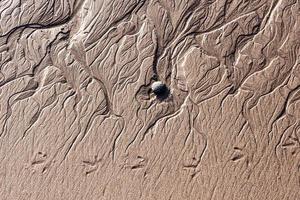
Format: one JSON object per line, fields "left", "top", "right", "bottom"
{"left": 0, "top": 0, "right": 300, "bottom": 199}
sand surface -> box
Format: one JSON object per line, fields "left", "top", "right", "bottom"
{"left": 0, "top": 0, "right": 300, "bottom": 199}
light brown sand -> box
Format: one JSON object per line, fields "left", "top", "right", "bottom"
{"left": 0, "top": 0, "right": 299, "bottom": 199}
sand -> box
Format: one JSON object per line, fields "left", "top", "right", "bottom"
{"left": 0, "top": 0, "right": 299, "bottom": 199}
